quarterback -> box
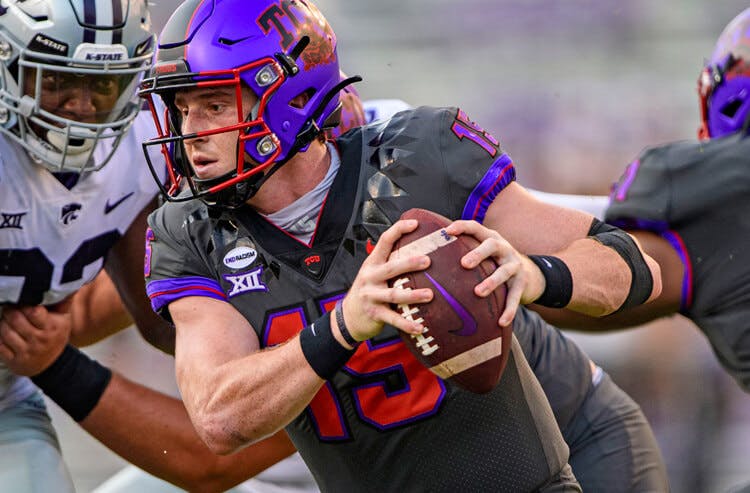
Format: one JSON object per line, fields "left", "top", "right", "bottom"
{"left": 141, "top": 0, "right": 662, "bottom": 491}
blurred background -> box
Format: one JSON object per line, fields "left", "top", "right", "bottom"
{"left": 53, "top": 0, "right": 750, "bottom": 491}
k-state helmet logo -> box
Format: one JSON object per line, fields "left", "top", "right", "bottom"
{"left": 223, "top": 246, "right": 258, "bottom": 269}
{"left": 73, "top": 43, "right": 127, "bottom": 63}
{"left": 224, "top": 266, "right": 267, "bottom": 297}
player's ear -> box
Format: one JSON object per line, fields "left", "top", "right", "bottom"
{"left": 290, "top": 90, "right": 313, "bottom": 109}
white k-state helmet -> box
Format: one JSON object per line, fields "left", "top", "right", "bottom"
{"left": 0, "top": 0, "right": 154, "bottom": 172}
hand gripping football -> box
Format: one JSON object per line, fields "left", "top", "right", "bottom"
{"left": 388, "top": 208, "right": 511, "bottom": 394}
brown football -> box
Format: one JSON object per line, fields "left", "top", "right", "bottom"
{"left": 388, "top": 208, "right": 511, "bottom": 394}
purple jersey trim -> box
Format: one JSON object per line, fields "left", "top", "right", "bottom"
{"left": 461, "top": 154, "right": 516, "bottom": 223}
{"left": 608, "top": 217, "right": 670, "bottom": 234}
{"left": 661, "top": 230, "right": 693, "bottom": 311}
{"left": 146, "top": 276, "right": 227, "bottom": 313}
{"left": 611, "top": 159, "right": 640, "bottom": 202}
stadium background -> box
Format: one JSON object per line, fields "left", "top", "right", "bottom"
{"left": 54, "top": 1, "right": 750, "bottom": 491}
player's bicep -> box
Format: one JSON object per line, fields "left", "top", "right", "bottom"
{"left": 483, "top": 182, "right": 594, "bottom": 254}
{"left": 170, "top": 296, "right": 259, "bottom": 382}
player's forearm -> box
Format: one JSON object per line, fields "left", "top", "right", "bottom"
{"left": 81, "top": 373, "right": 298, "bottom": 491}
{"left": 533, "top": 230, "right": 681, "bottom": 329}
{"left": 177, "top": 336, "right": 324, "bottom": 454}
{"left": 553, "top": 235, "right": 661, "bottom": 316}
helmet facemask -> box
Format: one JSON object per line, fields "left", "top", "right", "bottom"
{"left": 698, "top": 55, "right": 750, "bottom": 139}
{"left": 697, "top": 7, "right": 750, "bottom": 139}
{"left": 141, "top": 55, "right": 291, "bottom": 208}
{"left": 0, "top": 1, "right": 154, "bottom": 173}
{"left": 140, "top": 0, "right": 356, "bottom": 208}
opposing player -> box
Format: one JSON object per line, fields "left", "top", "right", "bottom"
{"left": 0, "top": 2, "right": 296, "bottom": 491}
{"left": 534, "top": 8, "right": 750, "bottom": 394}
{"left": 140, "top": 1, "right": 662, "bottom": 491}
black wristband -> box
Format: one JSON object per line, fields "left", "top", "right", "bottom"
{"left": 299, "top": 312, "right": 356, "bottom": 380}
{"left": 527, "top": 255, "right": 573, "bottom": 308}
{"left": 31, "top": 344, "right": 112, "bottom": 422}
{"left": 335, "top": 300, "right": 360, "bottom": 348}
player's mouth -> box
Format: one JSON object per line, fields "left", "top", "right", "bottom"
{"left": 190, "top": 156, "right": 222, "bottom": 179}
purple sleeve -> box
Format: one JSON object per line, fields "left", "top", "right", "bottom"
{"left": 146, "top": 276, "right": 227, "bottom": 313}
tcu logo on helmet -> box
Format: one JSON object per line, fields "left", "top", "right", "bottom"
{"left": 257, "top": 0, "right": 336, "bottom": 69}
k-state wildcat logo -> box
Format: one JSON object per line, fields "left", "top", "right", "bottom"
{"left": 60, "top": 203, "right": 82, "bottom": 225}
{"left": 223, "top": 246, "right": 258, "bottom": 269}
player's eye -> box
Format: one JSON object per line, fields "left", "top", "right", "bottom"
{"left": 92, "top": 77, "right": 117, "bottom": 96}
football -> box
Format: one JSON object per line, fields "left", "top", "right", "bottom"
{"left": 388, "top": 208, "right": 511, "bottom": 394}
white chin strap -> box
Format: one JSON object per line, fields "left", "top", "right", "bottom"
{"left": 45, "top": 127, "right": 97, "bottom": 155}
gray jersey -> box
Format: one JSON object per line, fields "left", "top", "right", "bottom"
{"left": 147, "top": 106, "right": 577, "bottom": 492}
{"left": 607, "top": 131, "right": 750, "bottom": 390}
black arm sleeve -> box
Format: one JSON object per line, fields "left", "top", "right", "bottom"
{"left": 588, "top": 218, "right": 654, "bottom": 312}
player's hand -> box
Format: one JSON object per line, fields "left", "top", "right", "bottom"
{"left": 444, "top": 220, "right": 544, "bottom": 327}
{"left": 341, "top": 219, "right": 433, "bottom": 341}
{"left": 0, "top": 305, "right": 72, "bottom": 376}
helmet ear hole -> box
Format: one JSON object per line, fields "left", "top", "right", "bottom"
{"left": 289, "top": 88, "right": 316, "bottom": 109}
{"left": 720, "top": 99, "right": 743, "bottom": 118}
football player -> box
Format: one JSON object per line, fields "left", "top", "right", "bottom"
{"left": 0, "top": 1, "right": 295, "bottom": 491}
{"left": 69, "top": 87, "right": 668, "bottom": 493}
{"left": 140, "top": 0, "right": 662, "bottom": 491}
{"left": 533, "top": 7, "right": 750, "bottom": 395}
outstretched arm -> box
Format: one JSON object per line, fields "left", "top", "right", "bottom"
{"left": 81, "top": 372, "right": 297, "bottom": 491}
{"left": 452, "top": 182, "right": 661, "bottom": 319}
{"left": 66, "top": 269, "right": 132, "bottom": 347}
{"left": 0, "top": 306, "right": 297, "bottom": 492}
{"left": 532, "top": 229, "right": 684, "bottom": 330}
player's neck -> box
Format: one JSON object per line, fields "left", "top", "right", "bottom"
{"left": 246, "top": 140, "right": 331, "bottom": 215}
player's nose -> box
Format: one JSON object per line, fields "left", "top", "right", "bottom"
{"left": 60, "top": 86, "right": 97, "bottom": 123}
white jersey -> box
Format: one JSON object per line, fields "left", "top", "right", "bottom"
{"left": 0, "top": 111, "right": 163, "bottom": 410}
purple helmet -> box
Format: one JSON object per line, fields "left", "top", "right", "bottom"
{"left": 698, "top": 8, "right": 750, "bottom": 139}
{"left": 139, "top": 0, "right": 349, "bottom": 205}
